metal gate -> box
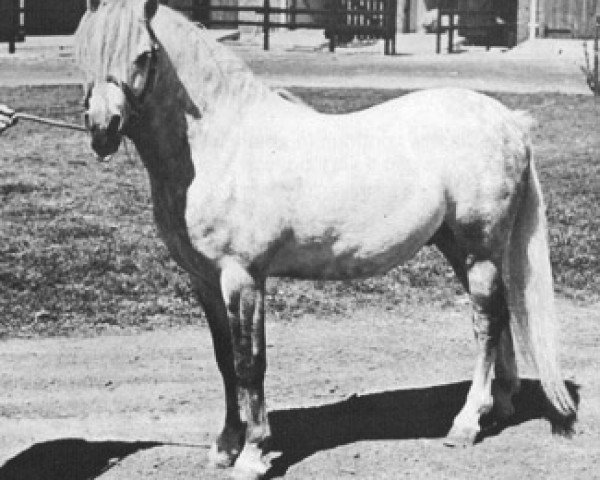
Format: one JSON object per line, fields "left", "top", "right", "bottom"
{"left": 542, "top": 0, "right": 599, "bottom": 38}
{"left": 328, "top": 0, "right": 396, "bottom": 45}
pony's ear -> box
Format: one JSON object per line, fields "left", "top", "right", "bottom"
{"left": 144, "top": 0, "right": 159, "bottom": 20}
{"left": 87, "top": 0, "right": 100, "bottom": 11}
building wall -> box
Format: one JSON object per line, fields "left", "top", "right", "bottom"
{"left": 539, "top": 0, "right": 600, "bottom": 38}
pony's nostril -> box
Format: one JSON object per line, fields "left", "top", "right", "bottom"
{"left": 107, "top": 114, "right": 121, "bottom": 135}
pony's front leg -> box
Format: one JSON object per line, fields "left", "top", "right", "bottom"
{"left": 191, "top": 277, "right": 245, "bottom": 468}
{"left": 221, "top": 261, "right": 271, "bottom": 480}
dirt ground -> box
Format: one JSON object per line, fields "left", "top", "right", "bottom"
{"left": 0, "top": 299, "right": 598, "bottom": 480}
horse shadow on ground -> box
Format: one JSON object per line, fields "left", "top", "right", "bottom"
{"left": 0, "top": 379, "right": 578, "bottom": 480}
{"left": 0, "top": 439, "right": 162, "bottom": 480}
{"left": 266, "top": 378, "right": 580, "bottom": 478}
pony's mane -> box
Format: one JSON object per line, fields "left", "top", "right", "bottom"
{"left": 156, "top": 6, "right": 270, "bottom": 110}
{"left": 155, "top": 7, "right": 253, "bottom": 81}
{"left": 75, "top": 0, "right": 148, "bottom": 80}
{"left": 75, "top": 1, "right": 270, "bottom": 113}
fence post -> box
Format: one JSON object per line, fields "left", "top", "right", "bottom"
{"left": 329, "top": 0, "right": 339, "bottom": 52}
{"left": 390, "top": 0, "right": 397, "bottom": 55}
{"left": 383, "top": 0, "right": 397, "bottom": 55}
{"left": 595, "top": 15, "right": 599, "bottom": 95}
{"left": 7, "top": 0, "right": 16, "bottom": 54}
{"left": 436, "top": 4, "right": 442, "bottom": 54}
{"left": 290, "top": 0, "right": 297, "bottom": 29}
{"left": 263, "top": 0, "right": 270, "bottom": 50}
{"left": 192, "top": 0, "right": 199, "bottom": 23}
{"left": 448, "top": 4, "right": 454, "bottom": 53}
{"left": 384, "top": 0, "right": 389, "bottom": 55}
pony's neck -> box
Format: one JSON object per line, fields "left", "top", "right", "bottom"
{"left": 152, "top": 8, "right": 270, "bottom": 119}
{"left": 128, "top": 9, "right": 275, "bottom": 181}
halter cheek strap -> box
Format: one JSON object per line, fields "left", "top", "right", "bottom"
{"left": 105, "top": 44, "right": 158, "bottom": 116}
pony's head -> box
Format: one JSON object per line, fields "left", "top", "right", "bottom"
{"left": 75, "top": 0, "right": 160, "bottom": 157}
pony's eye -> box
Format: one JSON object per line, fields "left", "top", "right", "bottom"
{"left": 134, "top": 51, "right": 152, "bottom": 68}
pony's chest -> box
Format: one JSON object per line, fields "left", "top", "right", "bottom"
{"left": 150, "top": 179, "right": 219, "bottom": 274}
{"left": 183, "top": 173, "right": 281, "bottom": 262}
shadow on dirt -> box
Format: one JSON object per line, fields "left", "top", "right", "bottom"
{"left": 0, "top": 438, "right": 162, "bottom": 480}
{"left": 0, "top": 380, "right": 578, "bottom": 479}
{"left": 266, "top": 378, "right": 579, "bottom": 478}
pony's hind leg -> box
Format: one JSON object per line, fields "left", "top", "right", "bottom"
{"left": 434, "top": 223, "right": 518, "bottom": 444}
{"left": 494, "top": 320, "right": 521, "bottom": 420}
{"left": 191, "top": 276, "right": 245, "bottom": 469}
{"left": 445, "top": 258, "right": 506, "bottom": 446}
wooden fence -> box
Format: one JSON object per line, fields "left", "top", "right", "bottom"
{"left": 173, "top": 0, "right": 398, "bottom": 54}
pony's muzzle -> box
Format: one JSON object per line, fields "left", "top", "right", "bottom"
{"left": 89, "top": 114, "right": 123, "bottom": 158}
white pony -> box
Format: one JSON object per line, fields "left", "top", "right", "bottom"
{"left": 75, "top": 1, "right": 576, "bottom": 478}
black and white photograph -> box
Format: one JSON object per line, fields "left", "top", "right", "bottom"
{"left": 0, "top": 0, "right": 598, "bottom": 478}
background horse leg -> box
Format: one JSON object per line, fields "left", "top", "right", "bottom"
{"left": 191, "top": 277, "right": 245, "bottom": 468}
{"left": 446, "top": 259, "right": 505, "bottom": 446}
{"left": 220, "top": 261, "right": 271, "bottom": 479}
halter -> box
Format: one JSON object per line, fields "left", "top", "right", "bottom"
{"left": 106, "top": 43, "right": 159, "bottom": 119}
{"left": 105, "top": 41, "right": 159, "bottom": 116}
{"left": 84, "top": 21, "right": 159, "bottom": 124}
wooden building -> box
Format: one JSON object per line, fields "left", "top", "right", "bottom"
{"left": 538, "top": 0, "right": 600, "bottom": 38}
{"left": 400, "top": 0, "right": 600, "bottom": 45}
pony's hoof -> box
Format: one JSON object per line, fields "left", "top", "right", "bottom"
{"left": 208, "top": 423, "right": 245, "bottom": 469}
{"left": 231, "top": 448, "right": 270, "bottom": 480}
{"left": 443, "top": 424, "right": 480, "bottom": 447}
{"left": 207, "top": 443, "right": 238, "bottom": 469}
{"left": 494, "top": 399, "right": 516, "bottom": 421}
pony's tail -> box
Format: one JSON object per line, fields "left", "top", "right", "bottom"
{"left": 504, "top": 151, "right": 577, "bottom": 429}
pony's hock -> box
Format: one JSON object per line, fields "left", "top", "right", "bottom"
{"left": 73, "top": 0, "right": 576, "bottom": 478}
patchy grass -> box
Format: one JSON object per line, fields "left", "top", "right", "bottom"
{"left": 0, "top": 85, "right": 598, "bottom": 338}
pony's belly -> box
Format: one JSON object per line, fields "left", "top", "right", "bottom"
{"left": 266, "top": 232, "right": 433, "bottom": 281}
{"left": 267, "top": 244, "right": 414, "bottom": 280}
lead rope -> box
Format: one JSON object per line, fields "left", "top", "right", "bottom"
{"left": 11, "top": 112, "right": 136, "bottom": 164}
{"left": 13, "top": 112, "right": 88, "bottom": 132}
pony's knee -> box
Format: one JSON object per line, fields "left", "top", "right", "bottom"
{"left": 468, "top": 260, "right": 506, "bottom": 340}
{"left": 468, "top": 260, "right": 500, "bottom": 304}
{"left": 220, "top": 259, "right": 255, "bottom": 314}
{"left": 219, "top": 259, "right": 266, "bottom": 384}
